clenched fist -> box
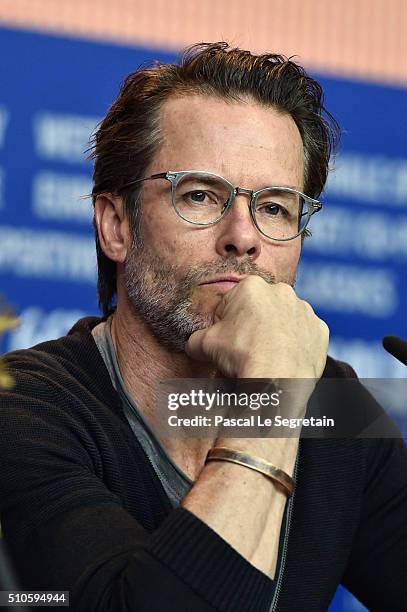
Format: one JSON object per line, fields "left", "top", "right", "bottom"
{"left": 186, "top": 276, "right": 329, "bottom": 380}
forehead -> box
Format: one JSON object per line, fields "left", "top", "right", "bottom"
{"left": 151, "top": 94, "right": 304, "bottom": 189}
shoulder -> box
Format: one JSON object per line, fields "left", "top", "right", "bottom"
{"left": 4, "top": 316, "right": 103, "bottom": 369}
{"left": 322, "top": 354, "right": 406, "bottom": 480}
{"left": 0, "top": 316, "right": 121, "bottom": 422}
{"left": 0, "top": 316, "right": 127, "bottom": 502}
{"left": 3, "top": 316, "right": 107, "bottom": 388}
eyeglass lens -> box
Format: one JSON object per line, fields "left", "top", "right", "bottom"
{"left": 173, "top": 172, "right": 308, "bottom": 239}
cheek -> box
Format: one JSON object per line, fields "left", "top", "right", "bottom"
{"left": 141, "top": 206, "right": 218, "bottom": 262}
{"left": 264, "top": 240, "right": 301, "bottom": 282}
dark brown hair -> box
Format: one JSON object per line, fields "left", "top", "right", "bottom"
{"left": 89, "top": 42, "right": 340, "bottom": 315}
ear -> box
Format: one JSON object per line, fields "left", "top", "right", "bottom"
{"left": 94, "top": 194, "right": 130, "bottom": 263}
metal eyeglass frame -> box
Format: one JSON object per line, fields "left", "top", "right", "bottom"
{"left": 119, "top": 169, "right": 322, "bottom": 241}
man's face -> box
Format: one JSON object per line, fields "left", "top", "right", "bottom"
{"left": 124, "top": 95, "right": 304, "bottom": 351}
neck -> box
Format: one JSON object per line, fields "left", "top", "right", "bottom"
{"left": 111, "top": 301, "right": 217, "bottom": 480}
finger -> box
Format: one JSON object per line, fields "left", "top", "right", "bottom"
{"left": 213, "top": 298, "right": 226, "bottom": 323}
{"left": 185, "top": 328, "right": 212, "bottom": 362}
{"left": 213, "top": 284, "right": 240, "bottom": 322}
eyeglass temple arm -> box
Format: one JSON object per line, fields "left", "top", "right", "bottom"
{"left": 299, "top": 200, "right": 322, "bottom": 218}
{"left": 119, "top": 172, "right": 168, "bottom": 191}
{"left": 307, "top": 201, "right": 322, "bottom": 214}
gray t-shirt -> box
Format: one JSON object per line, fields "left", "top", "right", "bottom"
{"left": 92, "top": 317, "right": 289, "bottom": 590}
{"left": 92, "top": 318, "right": 192, "bottom": 508}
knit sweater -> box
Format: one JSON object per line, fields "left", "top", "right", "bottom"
{"left": 0, "top": 317, "right": 406, "bottom": 611}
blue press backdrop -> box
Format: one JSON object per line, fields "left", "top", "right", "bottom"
{"left": 1, "top": 26, "right": 407, "bottom": 611}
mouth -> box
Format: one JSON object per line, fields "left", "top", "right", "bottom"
{"left": 199, "top": 275, "right": 246, "bottom": 290}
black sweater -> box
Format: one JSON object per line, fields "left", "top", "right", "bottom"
{"left": 0, "top": 317, "right": 406, "bottom": 611}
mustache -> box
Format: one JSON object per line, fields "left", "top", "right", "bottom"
{"left": 182, "top": 256, "right": 277, "bottom": 287}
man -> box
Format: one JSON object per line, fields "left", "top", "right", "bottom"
{"left": 0, "top": 43, "right": 406, "bottom": 611}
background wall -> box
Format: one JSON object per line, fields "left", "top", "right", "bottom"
{"left": 1, "top": 0, "right": 407, "bottom": 85}
{"left": 1, "top": 2, "right": 406, "bottom": 610}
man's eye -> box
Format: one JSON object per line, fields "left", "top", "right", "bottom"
{"left": 188, "top": 190, "right": 207, "bottom": 203}
{"left": 258, "top": 203, "right": 286, "bottom": 216}
{"left": 184, "top": 190, "right": 220, "bottom": 205}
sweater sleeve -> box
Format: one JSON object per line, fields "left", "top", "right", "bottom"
{"left": 0, "top": 366, "right": 274, "bottom": 612}
{"left": 341, "top": 434, "right": 407, "bottom": 610}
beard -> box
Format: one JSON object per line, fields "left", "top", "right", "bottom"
{"left": 124, "top": 239, "right": 295, "bottom": 353}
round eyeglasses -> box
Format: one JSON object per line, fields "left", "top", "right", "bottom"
{"left": 120, "top": 170, "right": 322, "bottom": 241}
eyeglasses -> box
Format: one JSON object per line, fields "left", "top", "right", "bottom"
{"left": 120, "top": 170, "right": 322, "bottom": 241}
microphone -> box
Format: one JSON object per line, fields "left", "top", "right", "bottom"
{"left": 382, "top": 336, "right": 407, "bottom": 366}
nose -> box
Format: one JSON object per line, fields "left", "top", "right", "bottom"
{"left": 214, "top": 193, "right": 261, "bottom": 259}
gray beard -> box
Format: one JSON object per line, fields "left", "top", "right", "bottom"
{"left": 124, "top": 243, "right": 293, "bottom": 352}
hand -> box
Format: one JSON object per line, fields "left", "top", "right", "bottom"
{"left": 186, "top": 276, "right": 329, "bottom": 380}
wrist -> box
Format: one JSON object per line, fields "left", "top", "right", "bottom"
{"left": 206, "top": 446, "right": 296, "bottom": 496}
{"left": 214, "top": 437, "right": 299, "bottom": 477}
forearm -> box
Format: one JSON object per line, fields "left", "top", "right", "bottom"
{"left": 182, "top": 437, "right": 299, "bottom": 579}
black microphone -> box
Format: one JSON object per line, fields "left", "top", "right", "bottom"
{"left": 382, "top": 336, "right": 407, "bottom": 366}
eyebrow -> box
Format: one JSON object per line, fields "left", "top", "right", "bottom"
{"left": 232, "top": 176, "right": 302, "bottom": 191}
{"left": 258, "top": 183, "right": 301, "bottom": 190}
{"left": 181, "top": 173, "right": 301, "bottom": 192}
{"left": 182, "top": 175, "right": 226, "bottom": 188}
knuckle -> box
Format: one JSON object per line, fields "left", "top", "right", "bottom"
{"left": 299, "top": 298, "right": 315, "bottom": 319}
{"left": 320, "top": 318, "right": 329, "bottom": 333}
{"left": 301, "top": 298, "right": 314, "bottom": 313}
{"left": 320, "top": 320, "right": 330, "bottom": 341}
{"left": 276, "top": 281, "right": 294, "bottom": 295}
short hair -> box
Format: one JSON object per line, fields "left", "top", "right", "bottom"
{"left": 89, "top": 42, "right": 340, "bottom": 315}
